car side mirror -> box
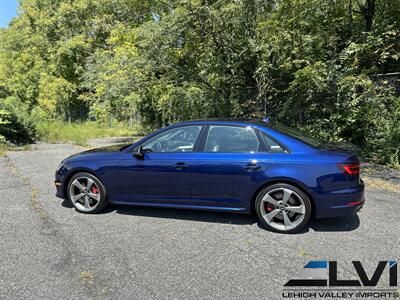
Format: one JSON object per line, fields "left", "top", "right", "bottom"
{"left": 133, "top": 145, "right": 144, "bottom": 159}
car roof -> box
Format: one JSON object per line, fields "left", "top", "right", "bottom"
{"left": 167, "top": 119, "right": 321, "bottom": 153}
{"left": 126, "top": 118, "right": 321, "bottom": 154}
{"left": 173, "top": 119, "right": 269, "bottom": 127}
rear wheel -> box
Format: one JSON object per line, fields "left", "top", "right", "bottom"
{"left": 255, "top": 183, "right": 312, "bottom": 233}
{"left": 67, "top": 172, "right": 108, "bottom": 213}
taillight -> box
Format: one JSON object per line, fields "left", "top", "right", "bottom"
{"left": 337, "top": 163, "right": 360, "bottom": 175}
{"left": 347, "top": 200, "right": 364, "bottom": 206}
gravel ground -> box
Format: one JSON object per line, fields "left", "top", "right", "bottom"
{"left": 1, "top": 140, "right": 399, "bottom": 299}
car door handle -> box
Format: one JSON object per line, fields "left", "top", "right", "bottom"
{"left": 243, "top": 163, "right": 261, "bottom": 171}
{"left": 174, "top": 162, "right": 189, "bottom": 169}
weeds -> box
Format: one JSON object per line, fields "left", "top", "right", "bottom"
{"left": 363, "top": 177, "right": 400, "bottom": 194}
{"left": 36, "top": 121, "right": 143, "bottom": 146}
{"left": 0, "top": 143, "right": 31, "bottom": 157}
{"left": 30, "top": 186, "right": 48, "bottom": 220}
{"left": 79, "top": 271, "right": 95, "bottom": 286}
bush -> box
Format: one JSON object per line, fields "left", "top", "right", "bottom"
{"left": 0, "top": 109, "right": 9, "bottom": 143}
{"left": 374, "top": 102, "right": 400, "bottom": 166}
{"left": 0, "top": 103, "right": 36, "bottom": 145}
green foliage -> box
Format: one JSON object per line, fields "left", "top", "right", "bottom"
{"left": 36, "top": 121, "right": 142, "bottom": 146}
{"left": 36, "top": 75, "right": 77, "bottom": 119}
{"left": 0, "top": 109, "right": 10, "bottom": 143}
{"left": 0, "top": 101, "right": 36, "bottom": 145}
{"left": 370, "top": 98, "right": 400, "bottom": 166}
{"left": 0, "top": 0, "right": 399, "bottom": 164}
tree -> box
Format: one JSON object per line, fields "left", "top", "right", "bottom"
{"left": 0, "top": 0, "right": 399, "bottom": 164}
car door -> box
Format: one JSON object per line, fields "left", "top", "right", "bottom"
{"left": 116, "top": 125, "right": 203, "bottom": 205}
{"left": 190, "top": 125, "right": 272, "bottom": 212}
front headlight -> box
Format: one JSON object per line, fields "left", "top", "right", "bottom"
{"left": 56, "top": 162, "right": 64, "bottom": 173}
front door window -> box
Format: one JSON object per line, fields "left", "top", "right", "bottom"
{"left": 141, "top": 126, "right": 202, "bottom": 153}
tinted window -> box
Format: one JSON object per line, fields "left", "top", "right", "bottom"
{"left": 205, "top": 126, "right": 260, "bottom": 153}
{"left": 260, "top": 133, "right": 287, "bottom": 153}
{"left": 141, "top": 126, "right": 201, "bottom": 152}
{"left": 269, "top": 124, "right": 324, "bottom": 147}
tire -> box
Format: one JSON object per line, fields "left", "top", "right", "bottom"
{"left": 67, "top": 172, "right": 108, "bottom": 213}
{"left": 255, "top": 183, "right": 312, "bottom": 233}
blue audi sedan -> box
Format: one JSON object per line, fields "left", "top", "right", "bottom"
{"left": 55, "top": 120, "right": 364, "bottom": 233}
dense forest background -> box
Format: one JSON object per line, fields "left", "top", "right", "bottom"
{"left": 0, "top": 0, "right": 400, "bottom": 165}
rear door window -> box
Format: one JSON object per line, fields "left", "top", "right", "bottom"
{"left": 204, "top": 126, "right": 260, "bottom": 153}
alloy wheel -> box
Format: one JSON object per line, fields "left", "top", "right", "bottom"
{"left": 260, "top": 187, "right": 306, "bottom": 231}
{"left": 69, "top": 176, "right": 101, "bottom": 212}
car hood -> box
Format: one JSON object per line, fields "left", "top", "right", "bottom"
{"left": 84, "top": 143, "right": 131, "bottom": 153}
{"left": 64, "top": 143, "right": 130, "bottom": 162}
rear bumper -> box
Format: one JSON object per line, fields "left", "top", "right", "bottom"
{"left": 313, "top": 179, "right": 365, "bottom": 219}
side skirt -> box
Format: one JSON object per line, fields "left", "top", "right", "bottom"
{"left": 109, "top": 201, "right": 248, "bottom": 213}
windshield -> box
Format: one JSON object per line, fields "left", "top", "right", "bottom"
{"left": 267, "top": 123, "right": 323, "bottom": 147}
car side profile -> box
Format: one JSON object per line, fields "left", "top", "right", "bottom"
{"left": 55, "top": 120, "right": 365, "bottom": 233}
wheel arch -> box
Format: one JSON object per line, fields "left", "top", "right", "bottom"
{"left": 250, "top": 178, "right": 316, "bottom": 218}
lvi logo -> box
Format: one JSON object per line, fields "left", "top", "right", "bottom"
{"left": 284, "top": 260, "right": 398, "bottom": 287}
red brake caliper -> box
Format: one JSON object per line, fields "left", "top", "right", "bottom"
{"left": 91, "top": 185, "right": 99, "bottom": 194}
{"left": 265, "top": 203, "right": 274, "bottom": 212}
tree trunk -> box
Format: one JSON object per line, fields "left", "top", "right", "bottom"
{"left": 348, "top": 0, "right": 353, "bottom": 32}
{"left": 357, "top": 0, "right": 375, "bottom": 31}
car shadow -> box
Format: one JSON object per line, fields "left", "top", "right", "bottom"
{"left": 110, "top": 205, "right": 257, "bottom": 225}
{"left": 308, "top": 214, "right": 360, "bottom": 233}
{"left": 61, "top": 199, "right": 360, "bottom": 232}
{"left": 61, "top": 198, "right": 255, "bottom": 225}
{"left": 256, "top": 214, "right": 360, "bottom": 234}
{"left": 62, "top": 198, "right": 73, "bottom": 208}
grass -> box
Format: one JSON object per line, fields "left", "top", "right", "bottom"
{"left": 363, "top": 177, "right": 400, "bottom": 194}
{"left": 361, "top": 163, "right": 400, "bottom": 194}
{"left": 30, "top": 185, "right": 48, "bottom": 220}
{"left": 36, "top": 121, "right": 143, "bottom": 146}
{"left": 0, "top": 144, "right": 13, "bottom": 157}
{"left": 0, "top": 143, "right": 31, "bottom": 157}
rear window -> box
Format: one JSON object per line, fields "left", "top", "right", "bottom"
{"left": 268, "top": 124, "right": 323, "bottom": 147}
{"left": 259, "top": 133, "right": 287, "bottom": 153}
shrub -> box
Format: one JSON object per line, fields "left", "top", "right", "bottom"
{"left": 0, "top": 103, "right": 36, "bottom": 145}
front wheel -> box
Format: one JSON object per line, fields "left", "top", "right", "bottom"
{"left": 255, "top": 183, "right": 312, "bottom": 233}
{"left": 67, "top": 172, "right": 108, "bottom": 213}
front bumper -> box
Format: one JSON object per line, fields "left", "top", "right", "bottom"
{"left": 55, "top": 180, "right": 64, "bottom": 198}
{"left": 55, "top": 164, "right": 69, "bottom": 199}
